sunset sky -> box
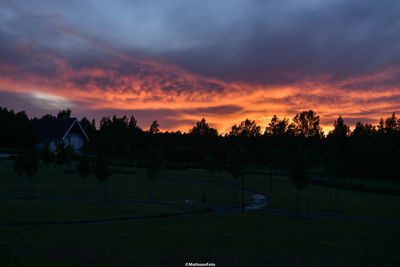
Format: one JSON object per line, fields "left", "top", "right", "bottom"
{"left": 1, "top": 0, "right": 400, "bottom": 133}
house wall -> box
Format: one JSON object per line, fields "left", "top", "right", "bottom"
{"left": 35, "top": 140, "right": 58, "bottom": 152}
{"left": 63, "top": 132, "right": 84, "bottom": 153}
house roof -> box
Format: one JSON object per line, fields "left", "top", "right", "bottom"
{"left": 33, "top": 118, "right": 89, "bottom": 141}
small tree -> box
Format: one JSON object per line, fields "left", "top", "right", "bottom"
{"left": 55, "top": 142, "right": 74, "bottom": 166}
{"left": 41, "top": 142, "right": 54, "bottom": 166}
{"left": 204, "top": 154, "right": 217, "bottom": 184}
{"left": 228, "top": 146, "right": 248, "bottom": 212}
{"left": 64, "top": 145, "right": 74, "bottom": 167}
{"left": 77, "top": 155, "right": 90, "bottom": 196}
{"left": 13, "top": 156, "right": 25, "bottom": 191}
{"left": 145, "top": 146, "right": 164, "bottom": 200}
{"left": 55, "top": 142, "right": 67, "bottom": 165}
{"left": 94, "top": 156, "right": 110, "bottom": 203}
{"left": 289, "top": 154, "right": 309, "bottom": 216}
{"left": 24, "top": 153, "right": 39, "bottom": 198}
{"left": 149, "top": 120, "right": 160, "bottom": 134}
{"left": 190, "top": 118, "right": 218, "bottom": 136}
{"left": 267, "top": 163, "right": 278, "bottom": 194}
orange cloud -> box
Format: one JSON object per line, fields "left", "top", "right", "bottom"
{"left": 1, "top": 50, "right": 400, "bottom": 134}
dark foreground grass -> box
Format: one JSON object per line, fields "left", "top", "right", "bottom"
{"left": 2, "top": 161, "right": 399, "bottom": 221}
{"left": 0, "top": 195, "right": 200, "bottom": 224}
{"left": 163, "top": 168, "right": 400, "bottom": 220}
{"left": 0, "top": 161, "right": 251, "bottom": 208}
{"left": 1, "top": 159, "right": 400, "bottom": 265}
{"left": 0, "top": 212, "right": 399, "bottom": 266}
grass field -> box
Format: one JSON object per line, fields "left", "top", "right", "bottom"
{"left": 161, "top": 167, "right": 400, "bottom": 220}
{"left": 0, "top": 159, "right": 251, "bottom": 210}
{"left": 0, "top": 213, "right": 399, "bottom": 266}
{"left": 0, "top": 195, "right": 201, "bottom": 224}
{"left": 0, "top": 158, "right": 399, "bottom": 266}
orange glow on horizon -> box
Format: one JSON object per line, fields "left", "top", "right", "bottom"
{"left": 1, "top": 54, "right": 400, "bottom": 135}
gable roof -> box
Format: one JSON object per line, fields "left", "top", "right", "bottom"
{"left": 33, "top": 118, "right": 89, "bottom": 141}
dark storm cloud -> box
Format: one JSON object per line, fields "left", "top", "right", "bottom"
{"left": 3, "top": 0, "right": 400, "bottom": 85}
{"left": 1, "top": 0, "right": 400, "bottom": 132}
{"left": 159, "top": 0, "right": 400, "bottom": 83}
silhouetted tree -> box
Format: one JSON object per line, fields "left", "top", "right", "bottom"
{"left": 229, "top": 119, "right": 261, "bottom": 138}
{"left": 79, "top": 117, "right": 96, "bottom": 139}
{"left": 352, "top": 122, "right": 376, "bottom": 137}
{"left": 40, "top": 114, "right": 56, "bottom": 119}
{"left": 13, "top": 156, "right": 25, "bottom": 191}
{"left": 326, "top": 116, "right": 350, "bottom": 176}
{"left": 24, "top": 153, "right": 39, "bottom": 197}
{"left": 24, "top": 154, "right": 39, "bottom": 178}
{"left": 57, "top": 108, "right": 71, "bottom": 119}
{"left": 265, "top": 115, "right": 289, "bottom": 136}
{"left": 228, "top": 146, "right": 248, "bottom": 211}
{"left": 289, "top": 153, "right": 309, "bottom": 215}
{"left": 292, "top": 110, "right": 323, "bottom": 138}
{"left": 40, "top": 142, "right": 54, "bottom": 166}
{"left": 145, "top": 146, "right": 164, "bottom": 199}
{"left": 128, "top": 116, "right": 139, "bottom": 129}
{"left": 64, "top": 146, "right": 74, "bottom": 166}
{"left": 149, "top": 120, "right": 160, "bottom": 134}
{"left": 126, "top": 116, "right": 142, "bottom": 161}
{"left": 190, "top": 118, "right": 218, "bottom": 136}
{"left": 55, "top": 142, "right": 67, "bottom": 165}
{"left": 55, "top": 143, "right": 74, "bottom": 165}
{"left": 330, "top": 116, "right": 350, "bottom": 138}
{"left": 0, "top": 107, "right": 33, "bottom": 149}
{"left": 77, "top": 155, "right": 90, "bottom": 196}
{"left": 380, "top": 113, "right": 399, "bottom": 134}
{"left": 13, "top": 156, "right": 25, "bottom": 176}
{"left": 100, "top": 116, "right": 112, "bottom": 131}
{"left": 3, "top": 105, "right": 400, "bottom": 184}
{"left": 204, "top": 154, "right": 217, "bottom": 183}
{"left": 94, "top": 156, "right": 110, "bottom": 203}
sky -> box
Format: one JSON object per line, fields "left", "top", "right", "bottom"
{"left": 1, "top": 0, "right": 400, "bottom": 133}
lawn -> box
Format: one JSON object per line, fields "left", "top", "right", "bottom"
{"left": 0, "top": 213, "right": 399, "bottom": 266}
{"left": 164, "top": 168, "right": 400, "bottom": 220}
{"left": 0, "top": 195, "right": 201, "bottom": 224}
{"left": 0, "top": 159, "right": 251, "bottom": 210}
{"left": 249, "top": 173, "right": 400, "bottom": 220}
{"left": 1, "top": 158, "right": 399, "bottom": 221}
{"left": 0, "top": 158, "right": 400, "bottom": 265}
{"left": 0, "top": 159, "right": 250, "bottom": 225}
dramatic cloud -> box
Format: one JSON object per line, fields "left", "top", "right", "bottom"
{"left": 1, "top": 0, "right": 400, "bottom": 133}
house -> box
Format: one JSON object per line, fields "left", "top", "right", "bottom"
{"left": 33, "top": 118, "right": 89, "bottom": 153}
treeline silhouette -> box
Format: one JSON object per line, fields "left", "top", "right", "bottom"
{"left": 1, "top": 107, "right": 400, "bottom": 181}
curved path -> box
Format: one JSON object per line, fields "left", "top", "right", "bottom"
{"left": 175, "top": 179, "right": 268, "bottom": 211}
{"left": 0, "top": 183, "right": 268, "bottom": 226}
{"left": 2, "top": 180, "right": 398, "bottom": 225}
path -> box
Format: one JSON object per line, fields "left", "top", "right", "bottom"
{"left": 1, "top": 179, "right": 398, "bottom": 225}
{"left": 0, "top": 184, "right": 268, "bottom": 226}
